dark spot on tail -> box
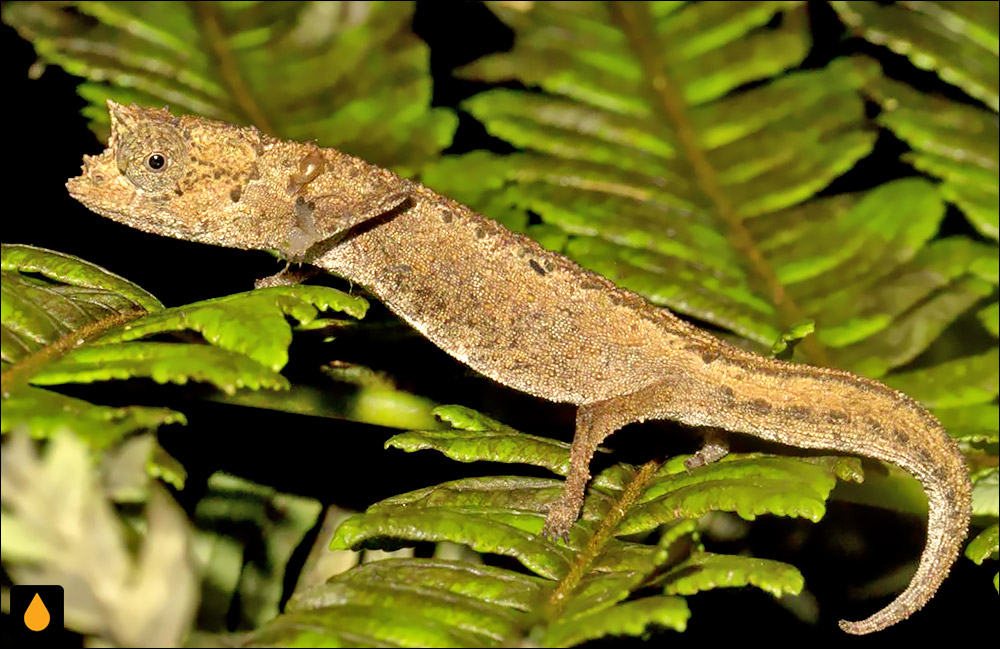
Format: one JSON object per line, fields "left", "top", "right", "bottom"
{"left": 786, "top": 405, "right": 812, "bottom": 420}
{"left": 529, "top": 259, "right": 546, "bottom": 275}
{"left": 717, "top": 386, "right": 735, "bottom": 405}
{"left": 230, "top": 186, "right": 242, "bottom": 202}
{"left": 747, "top": 399, "right": 772, "bottom": 414}
{"left": 825, "top": 410, "right": 849, "bottom": 424}
{"left": 892, "top": 428, "right": 910, "bottom": 444}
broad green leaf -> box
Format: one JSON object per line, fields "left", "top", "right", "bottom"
{"left": 294, "top": 558, "right": 549, "bottom": 611}
{"left": 389, "top": 405, "right": 634, "bottom": 490}
{"left": 541, "top": 596, "right": 690, "bottom": 646}
{"left": 2, "top": 1, "right": 456, "bottom": 173}
{"left": 934, "top": 404, "right": 999, "bottom": 445}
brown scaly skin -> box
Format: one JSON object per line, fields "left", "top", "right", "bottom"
{"left": 67, "top": 102, "right": 971, "bottom": 634}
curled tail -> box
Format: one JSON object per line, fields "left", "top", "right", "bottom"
{"left": 644, "top": 349, "right": 973, "bottom": 633}
{"left": 835, "top": 398, "right": 971, "bottom": 634}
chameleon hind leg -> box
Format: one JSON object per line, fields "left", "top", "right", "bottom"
{"left": 542, "top": 399, "right": 627, "bottom": 540}
{"left": 541, "top": 380, "right": 731, "bottom": 540}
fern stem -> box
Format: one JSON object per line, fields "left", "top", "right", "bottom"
{"left": 611, "top": 2, "right": 829, "bottom": 366}
{"left": 545, "top": 459, "right": 662, "bottom": 619}
{"left": 0, "top": 310, "right": 146, "bottom": 397}
{"left": 190, "top": 1, "right": 276, "bottom": 136}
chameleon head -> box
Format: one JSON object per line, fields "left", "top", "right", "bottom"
{"left": 67, "top": 100, "right": 274, "bottom": 249}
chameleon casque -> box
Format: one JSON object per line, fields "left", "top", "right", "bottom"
{"left": 67, "top": 101, "right": 972, "bottom": 634}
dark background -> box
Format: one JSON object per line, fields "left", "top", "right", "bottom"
{"left": 2, "top": 1, "right": 993, "bottom": 644}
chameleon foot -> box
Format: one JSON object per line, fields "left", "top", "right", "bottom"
{"left": 542, "top": 497, "right": 580, "bottom": 541}
{"left": 684, "top": 429, "right": 729, "bottom": 470}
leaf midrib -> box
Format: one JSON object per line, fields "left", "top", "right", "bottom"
{"left": 611, "top": 2, "right": 830, "bottom": 365}
{"left": 189, "top": 0, "right": 275, "bottom": 134}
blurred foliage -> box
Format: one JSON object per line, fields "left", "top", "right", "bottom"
{"left": 2, "top": 0, "right": 997, "bottom": 646}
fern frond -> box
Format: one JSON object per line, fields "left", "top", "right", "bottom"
{"left": 2, "top": 245, "right": 367, "bottom": 448}
{"left": 223, "top": 404, "right": 859, "bottom": 646}
{"left": 1, "top": 0, "right": 455, "bottom": 172}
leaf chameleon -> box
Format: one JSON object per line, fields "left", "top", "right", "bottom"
{"left": 67, "top": 102, "right": 972, "bottom": 634}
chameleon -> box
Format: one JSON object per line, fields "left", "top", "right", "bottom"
{"left": 67, "top": 101, "right": 971, "bottom": 635}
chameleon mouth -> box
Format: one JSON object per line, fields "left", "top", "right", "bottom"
{"left": 66, "top": 151, "right": 120, "bottom": 208}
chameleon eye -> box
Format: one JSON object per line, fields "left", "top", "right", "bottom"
{"left": 116, "top": 122, "right": 187, "bottom": 193}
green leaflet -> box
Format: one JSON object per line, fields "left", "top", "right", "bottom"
{"left": 809, "top": 237, "right": 994, "bottom": 347}
{"left": 863, "top": 73, "right": 998, "bottom": 242}
{"left": 31, "top": 342, "right": 289, "bottom": 395}
{"left": 972, "top": 468, "right": 999, "bottom": 518}
{"left": 542, "top": 596, "right": 690, "bottom": 646}
{"left": 934, "top": 404, "right": 999, "bottom": 445}
{"left": 965, "top": 524, "right": 999, "bottom": 565}
{"left": 619, "top": 454, "right": 863, "bottom": 533}
{"left": 93, "top": 284, "right": 367, "bottom": 371}
{"left": 660, "top": 552, "right": 803, "bottom": 598}
{"left": 885, "top": 348, "right": 999, "bottom": 409}
{"left": 832, "top": 1, "right": 999, "bottom": 112}
{"left": 964, "top": 520, "right": 999, "bottom": 595}
{"left": 2, "top": 1, "right": 456, "bottom": 174}
{"left": 1, "top": 382, "right": 185, "bottom": 450}
{"left": 2, "top": 246, "right": 368, "bottom": 445}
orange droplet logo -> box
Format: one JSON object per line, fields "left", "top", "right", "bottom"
{"left": 24, "top": 592, "right": 50, "bottom": 631}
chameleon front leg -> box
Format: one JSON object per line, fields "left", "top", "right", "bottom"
{"left": 254, "top": 265, "right": 321, "bottom": 289}
{"left": 684, "top": 429, "right": 729, "bottom": 470}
